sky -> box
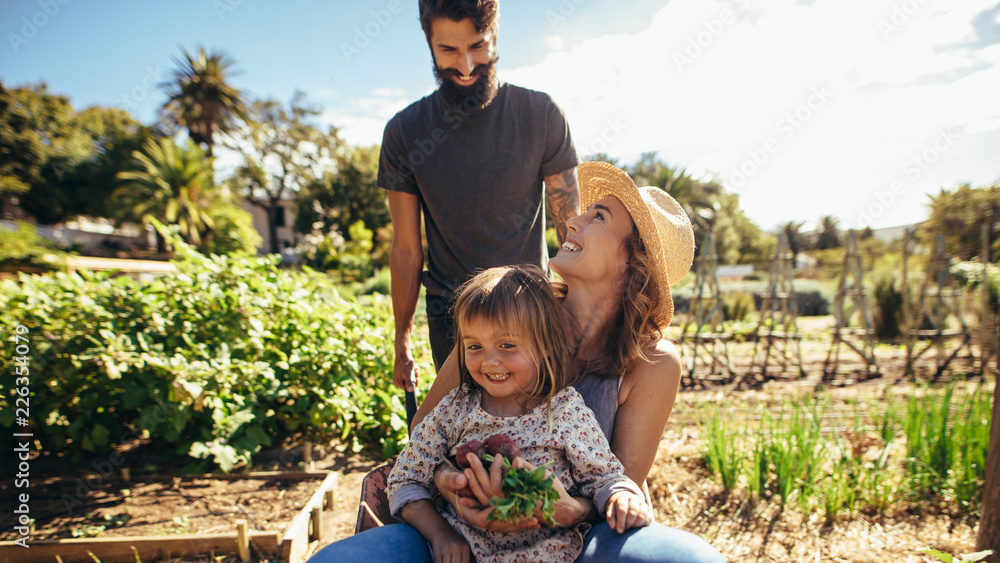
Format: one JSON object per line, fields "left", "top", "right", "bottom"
{"left": 2, "top": 0, "right": 998, "bottom": 232}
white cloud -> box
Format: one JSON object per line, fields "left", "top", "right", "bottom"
{"left": 503, "top": 0, "right": 1000, "bottom": 230}
{"left": 319, "top": 88, "right": 411, "bottom": 147}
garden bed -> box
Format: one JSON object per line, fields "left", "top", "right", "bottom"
{"left": 0, "top": 471, "right": 338, "bottom": 563}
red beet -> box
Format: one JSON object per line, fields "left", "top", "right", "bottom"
{"left": 484, "top": 433, "right": 522, "bottom": 461}
{"left": 455, "top": 439, "right": 487, "bottom": 469}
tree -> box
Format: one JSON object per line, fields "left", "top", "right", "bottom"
{"left": 625, "top": 153, "right": 767, "bottom": 265}
{"left": 294, "top": 144, "right": 389, "bottom": 243}
{"left": 780, "top": 220, "right": 808, "bottom": 267}
{"left": 0, "top": 81, "right": 49, "bottom": 219}
{"left": 28, "top": 106, "right": 154, "bottom": 223}
{"left": 116, "top": 137, "right": 222, "bottom": 249}
{"left": 713, "top": 191, "right": 770, "bottom": 265}
{"left": 923, "top": 183, "right": 1000, "bottom": 261}
{"left": 159, "top": 46, "right": 249, "bottom": 158}
{"left": 1, "top": 81, "right": 92, "bottom": 223}
{"left": 815, "top": 215, "right": 842, "bottom": 250}
{"left": 228, "top": 93, "right": 339, "bottom": 255}
{"left": 628, "top": 155, "right": 719, "bottom": 240}
{"left": 1, "top": 81, "right": 156, "bottom": 224}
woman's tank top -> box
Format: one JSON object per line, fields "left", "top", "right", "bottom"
{"left": 571, "top": 374, "right": 620, "bottom": 444}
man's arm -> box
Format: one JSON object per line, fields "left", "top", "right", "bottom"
{"left": 388, "top": 190, "right": 423, "bottom": 392}
{"left": 543, "top": 166, "right": 580, "bottom": 244}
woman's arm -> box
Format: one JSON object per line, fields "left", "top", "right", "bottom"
{"left": 400, "top": 499, "right": 471, "bottom": 563}
{"left": 611, "top": 338, "right": 682, "bottom": 486}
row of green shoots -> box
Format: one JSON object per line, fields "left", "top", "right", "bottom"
{"left": 698, "top": 382, "right": 992, "bottom": 524}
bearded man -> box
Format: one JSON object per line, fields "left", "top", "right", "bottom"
{"left": 380, "top": 0, "right": 580, "bottom": 392}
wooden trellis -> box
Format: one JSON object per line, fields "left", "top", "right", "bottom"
{"left": 903, "top": 232, "right": 973, "bottom": 378}
{"left": 748, "top": 232, "right": 804, "bottom": 382}
{"left": 823, "top": 230, "right": 879, "bottom": 380}
{"left": 679, "top": 233, "right": 734, "bottom": 387}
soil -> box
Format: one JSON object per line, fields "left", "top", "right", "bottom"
{"left": 4, "top": 318, "right": 993, "bottom": 562}
{"left": 0, "top": 475, "right": 323, "bottom": 540}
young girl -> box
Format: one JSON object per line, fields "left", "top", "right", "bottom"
{"left": 386, "top": 265, "right": 651, "bottom": 563}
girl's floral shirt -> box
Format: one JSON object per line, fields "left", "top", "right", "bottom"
{"left": 387, "top": 385, "right": 642, "bottom": 563}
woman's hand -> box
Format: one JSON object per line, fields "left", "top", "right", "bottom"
{"left": 605, "top": 490, "right": 653, "bottom": 533}
{"left": 433, "top": 461, "right": 488, "bottom": 516}
{"left": 427, "top": 526, "right": 471, "bottom": 563}
{"left": 510, "top": 457, "right": 595, "bottom": 528}
{"left": 400, "top": 498, "right": 470, "bottom": 563}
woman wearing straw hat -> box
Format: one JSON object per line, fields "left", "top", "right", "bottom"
{"left": 316, "top": 161, "right": 724, "bottom": 562}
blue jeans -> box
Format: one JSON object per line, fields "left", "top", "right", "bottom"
{"left": 425, "top": 293, "right": 455, "bottom": 371}
{"left": 307, "top": 521, "right": 726, "bottom": 563}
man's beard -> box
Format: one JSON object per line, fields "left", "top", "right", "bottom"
{"left": 433, "top": 55, "right": 499, "bottom": 111}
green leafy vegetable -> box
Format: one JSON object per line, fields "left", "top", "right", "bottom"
{"left": 484, "top": 457, "right": 560, "bottom": 526}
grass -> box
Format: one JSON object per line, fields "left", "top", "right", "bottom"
{"left": 697, "top": 381, "right": 992, "bottom": 523}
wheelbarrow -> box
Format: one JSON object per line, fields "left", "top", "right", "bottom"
{"left": 353, "top": 373, "right": 417, "bottom": 533}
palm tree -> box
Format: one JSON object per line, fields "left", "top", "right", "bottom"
{"left": 116, "top": 137, "right": 219, "bottom": 249}
{"left": 159, "top": 46, "right": 248, "bottom": 158}
{"left": 780, "top": 220, "right": 807, "bottom": 267}
{"left": 816, "top": 215, "right": 842, "bottom": 250}
{"left": 631, "top": 156, "right": 720, "bottom": 243}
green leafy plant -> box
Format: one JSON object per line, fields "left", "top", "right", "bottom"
{"left": 0, "top": 223, "right": 431, "bottom": 471}
{"left": 697, "top": 384, "right": 990, "bottom": 519}
{"left": 920, "top": 549, "right": 993, "bottom": 562}
{"left": 484, "top": 455, "right": 560, "bottom": 526}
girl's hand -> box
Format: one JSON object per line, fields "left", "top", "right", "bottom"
{"left": 605, "top": 490, "right": 653, "bottom": 533}
{"left": 464, "top": 456, "right": 595, "bottom": 530}
{"left": 460, "top": 454, "right": 541, "bottom": 532}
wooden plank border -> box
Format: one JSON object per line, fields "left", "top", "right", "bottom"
{"left": 281, "top": 472, "right": 339, "bottom": 563}
{"left": 0, "top": 532, "right": 281, "bottom": 563}
{"left": 0, "top": 471, "right": 338, "bottom": 563}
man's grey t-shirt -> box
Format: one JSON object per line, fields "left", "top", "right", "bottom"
{"left": 377, "top": 82, "right": 578, "bottom": 298}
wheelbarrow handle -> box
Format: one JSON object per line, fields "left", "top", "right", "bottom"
{"left": 405, "top": 390, "right": 417, "bottom": 431}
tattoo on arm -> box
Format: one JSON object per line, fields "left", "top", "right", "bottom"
{"left": 545, "top": 167, "right": 581, "bottom": 244}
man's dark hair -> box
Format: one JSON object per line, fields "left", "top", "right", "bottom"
{"left": 418, "top": 0, "right": 499, "bottom": 44}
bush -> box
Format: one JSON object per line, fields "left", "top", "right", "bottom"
{"left": 0, "top": 232, "right": 431, "bottom": 472}
{"left": 0, "top": 221, "right": 68, "bottom": 273}
{"left": 722, "top": 291, "right": 756, "bottom": 321}
{"left": 873, "top": 274, "right": 904, "bottom": 341}
{"left": 202, "top": 204, "right": 262, "bottom": 256}
{"left": 296, "top": 220, "right": 375, "bottom": 282}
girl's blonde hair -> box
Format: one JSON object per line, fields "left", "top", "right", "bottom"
{"left": 454, "top": 265, "right": 571, "bottom": 410}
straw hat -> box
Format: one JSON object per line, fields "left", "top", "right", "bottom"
{"left": 577, "top": 161, "right": 695, "bottom": 327}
